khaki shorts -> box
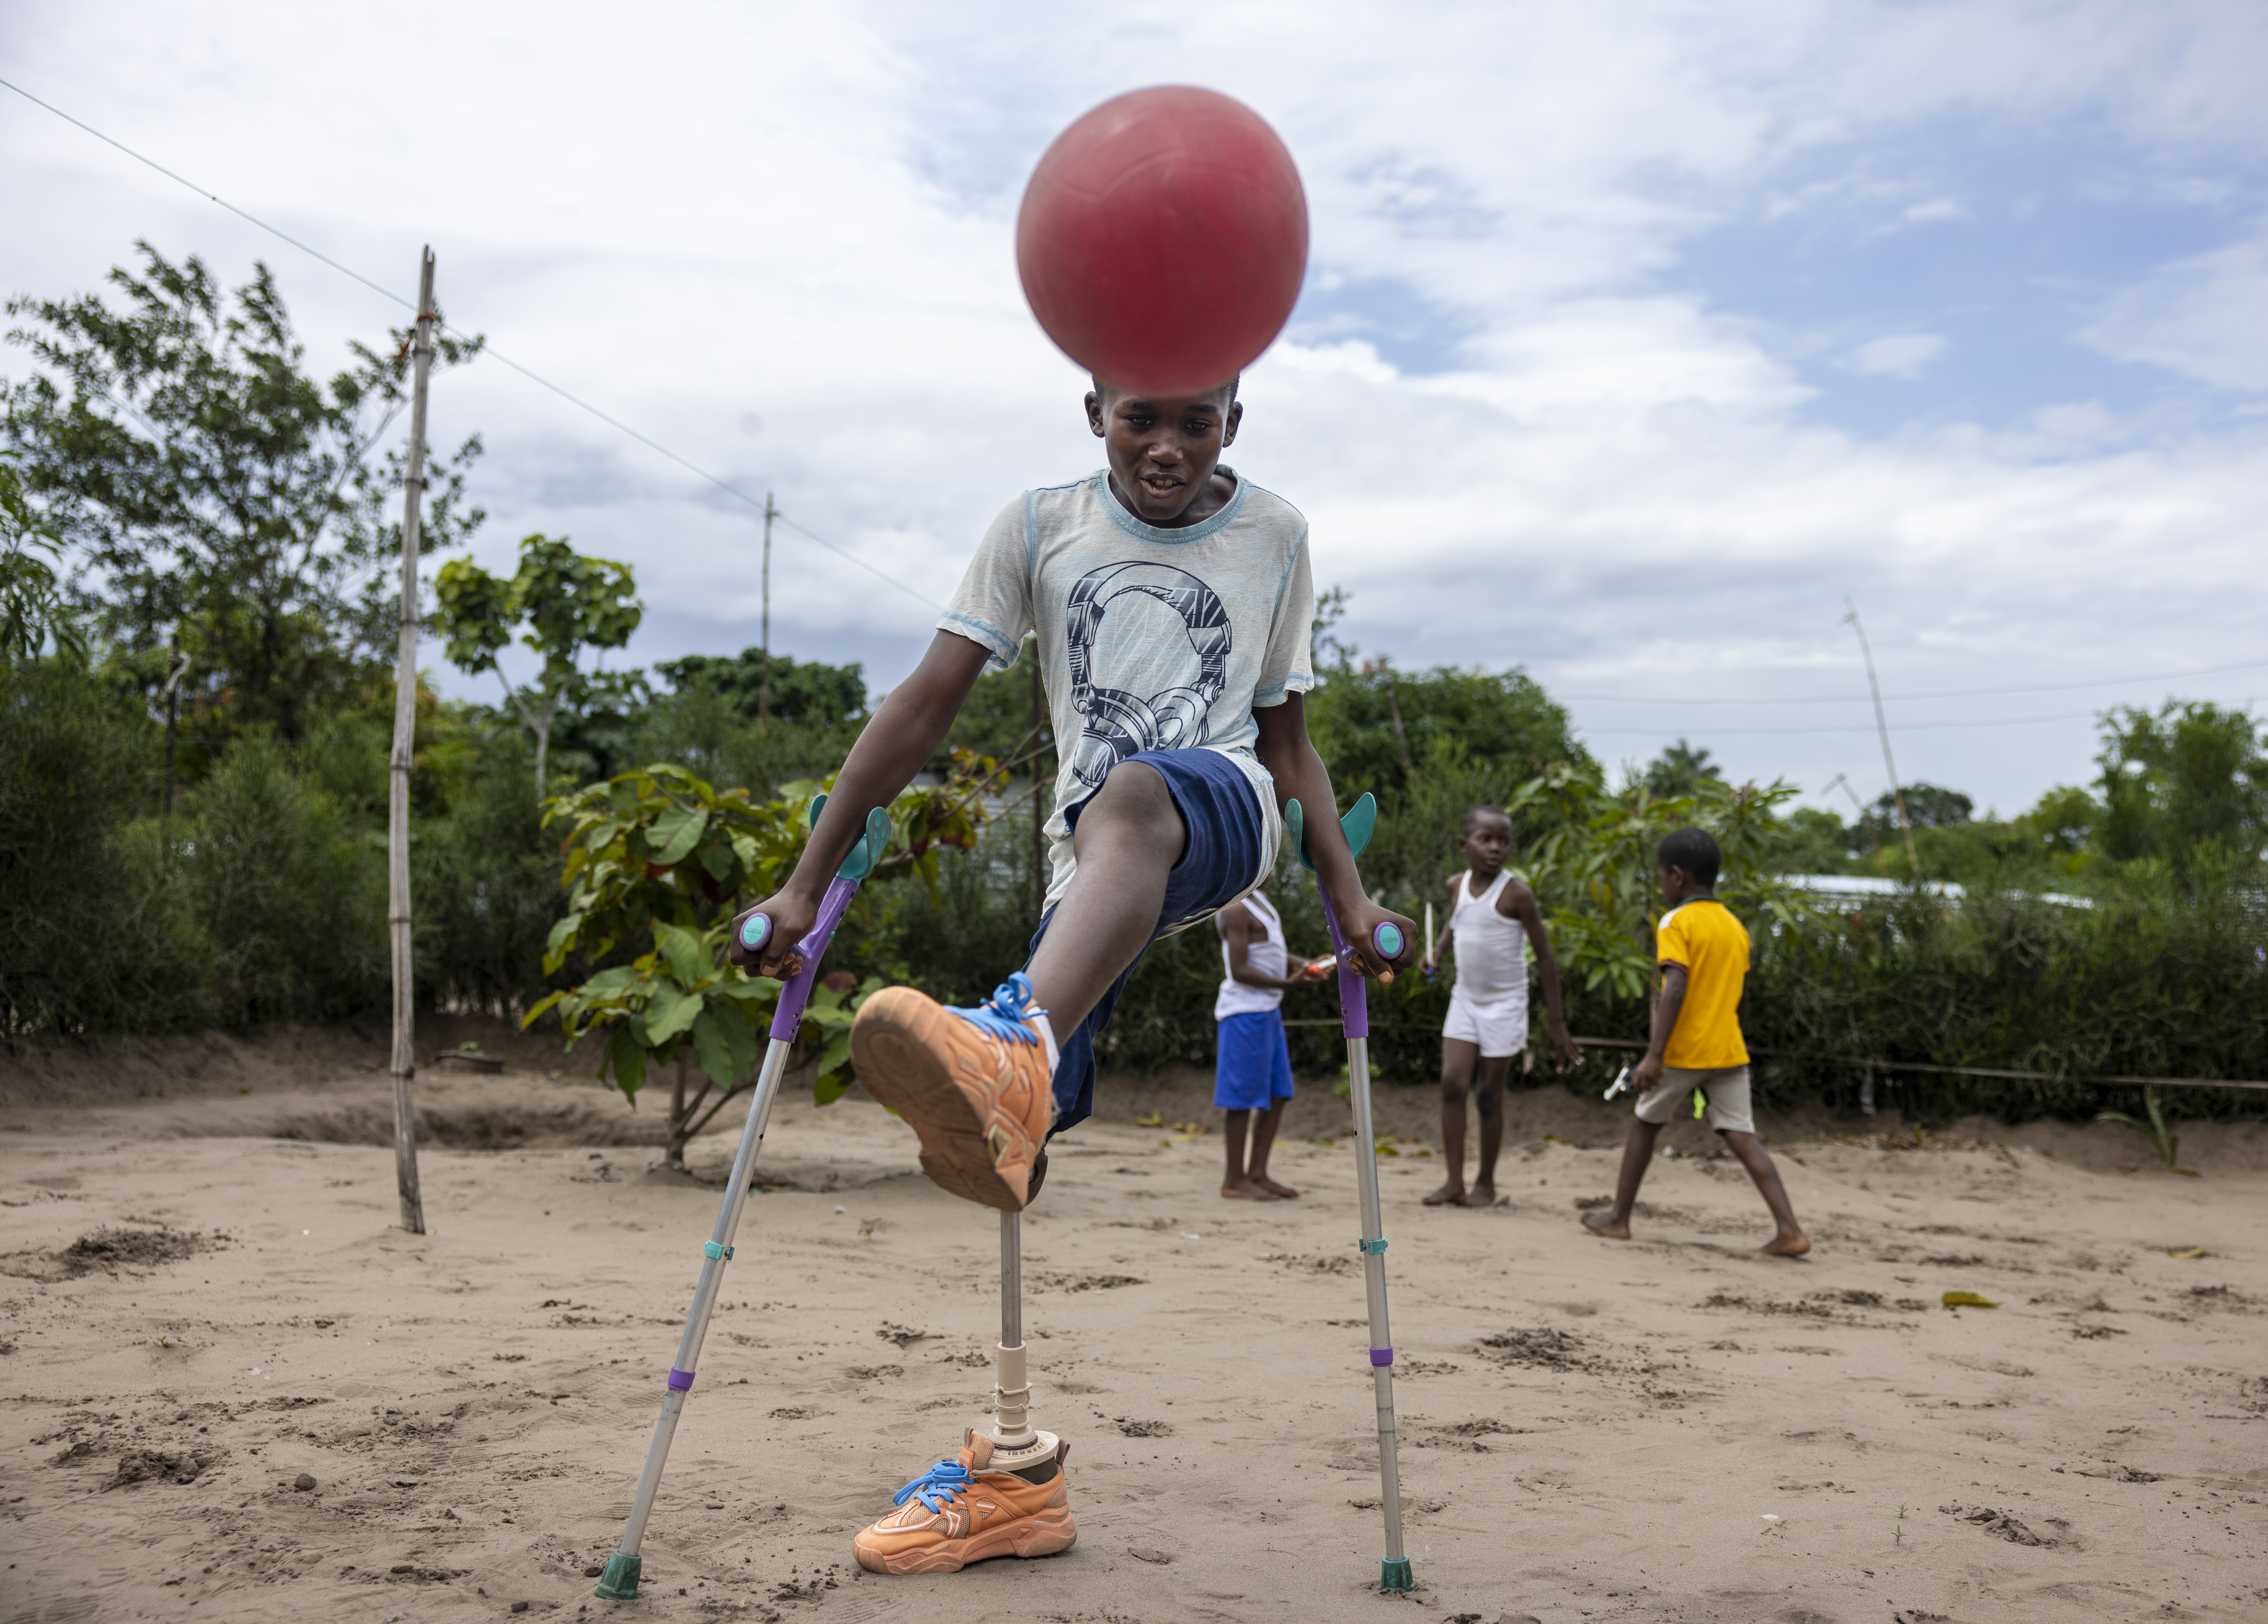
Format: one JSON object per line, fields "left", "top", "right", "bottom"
{"left": 1633, "top": 1064, "right": 1754, "bottom": 1135}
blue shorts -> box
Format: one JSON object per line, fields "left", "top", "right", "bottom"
{"left": 1028, "top": 748, "right": 1269, "bottom": 1136}
{"left": 1214, "top": 1010, "right": 1295, "bottom": 1110}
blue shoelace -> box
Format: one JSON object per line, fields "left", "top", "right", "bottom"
{"left": 946, "top": 971, "right": 1047, "bottom": 1046}
{"left": 893, "top": 1458, "right": 974, "bottom": 1513}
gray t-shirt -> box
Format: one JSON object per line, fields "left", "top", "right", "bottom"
{"left": 939, "top": 466, "right": 1315, "bottom": 907}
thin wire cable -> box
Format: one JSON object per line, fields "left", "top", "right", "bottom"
{"left": 1559, "top": 656, "right": 2268, "bottom": 706}
{"left": 1584, "top": 708, "right": 2102, "bottom": 736}
{"left": 0, "top": 73, "right": 943, "bottom": 613}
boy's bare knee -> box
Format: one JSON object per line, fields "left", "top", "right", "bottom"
{"left": 1075, "top": 762, "right": 1183, "bottom": 857}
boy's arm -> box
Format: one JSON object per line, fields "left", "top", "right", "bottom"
{"left": 728, "top": 631, "right": 992, "bottom": 978}
{"left": 1632, "top": 962, "right": 1688, "bottom": 1088}
{"left": 1251, "top": 694, "right": 1413, "bottom": 978}
{"left": 1221, "top": 900, "right": 1308, "bottom": 991}
{"left": 1505, "top": 881, "right": 1583, "bottom": 1067}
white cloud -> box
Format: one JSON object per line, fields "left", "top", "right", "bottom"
{"left": 3, "top": 0, "right": 2266, "bottom": 815}
{"left": 1848, "top": 332, "right": 1949, "bottom": 379}
{"left": 2083, "top": 228, "right": 2268, "bottom": 392}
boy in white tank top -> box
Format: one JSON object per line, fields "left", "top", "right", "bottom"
{"left": 1417, "top": 805, "right": 1581, "bottom": 1206}
{"left": 1213, "top": 884, "right": 1329, "bottom": 1200}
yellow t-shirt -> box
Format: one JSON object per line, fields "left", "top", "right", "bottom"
{"left": 1655, "top": 898, "right": 1750, "bottom": 1069}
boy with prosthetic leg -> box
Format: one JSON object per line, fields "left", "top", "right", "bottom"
{"left": 729, "top": 374, "right": 1412, "bottom": 1575}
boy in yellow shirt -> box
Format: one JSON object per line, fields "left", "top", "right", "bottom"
{"left": 1580, "top": 827, "right": 1809, "bottom": 1256}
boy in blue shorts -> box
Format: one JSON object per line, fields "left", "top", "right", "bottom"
{"left": 728, "top": 373, "right": 1413, "bottom": 1575}
{"left": 1212, "top": 881, "right": 1329, "bottom": 1200}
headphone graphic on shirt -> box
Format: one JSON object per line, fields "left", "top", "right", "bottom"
{"left": 1064, "top": 562, "right": 1232, "bottom": 789}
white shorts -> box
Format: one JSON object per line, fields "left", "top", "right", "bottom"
{"left": 1633, "top": 1065, "right": 1755, "bottom": 1135}
{"left": 1443, "top": 988, "right": 1527, "bottom": 1059}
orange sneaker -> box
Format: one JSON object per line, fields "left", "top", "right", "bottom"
{"left": 852, "top": 1429, "right": 1076, "bottom": 1575}
{"left": 852, "top": 973, "right": 1055, "bottom": 1211}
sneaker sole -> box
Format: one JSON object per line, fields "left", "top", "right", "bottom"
{"left": 853, "top": 993, "right": 1028, "bottom": 1212}
{"left": 854, "top": 1506, "right": 1077, "bottom": 1575}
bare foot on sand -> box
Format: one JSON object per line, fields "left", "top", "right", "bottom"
{"left": 1580, "top": 1209, "right": 1631, "bottom": 1240}
{"left": 1762, "top": 1231, "right": 1812, "bottom": 1257}
{"left": 1252, "top": 1175, "right": 1300, "bottom": 1199}
{"left": 1221, "top": 1179, "right": 1279, "bottom": 1201}
{"left": 1467, "top": 1180, "right": 1498, "bottom": 1208}
{"left": 1422, "top": 1180, "right": 1467, "bottom": 1206}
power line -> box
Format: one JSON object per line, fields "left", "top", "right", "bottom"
{"left": 0, "top": 73, "right": 944, "bottom": 615}
{"left": 1585, "top": 708, "right": 2102, "bottom": 737}
{"left": 1560, "top": 657, "right": 2268, "bottom": 706}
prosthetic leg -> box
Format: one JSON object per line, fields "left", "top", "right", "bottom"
{"left": 981, "top": 1208, "right": 1057, "bottom": 1470}
{"left": 1286, "top": 794, "right": 1416, "bottom": 1594}
{"left": 596, "top": 802, "right": 891, "bottom": 1603}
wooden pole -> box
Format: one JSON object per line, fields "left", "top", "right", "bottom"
{"left": 1842, "top": 600, "right": 1920, "bottom": 880}
{"left": 759, "top": 492, "right": 776, "bottom": 730}
{"left": 387, "top": 247, "right": 437, "bottom": 1236}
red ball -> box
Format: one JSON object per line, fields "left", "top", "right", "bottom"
{"left": 1017, "top": 86, "right": 1309, "bottom": 397}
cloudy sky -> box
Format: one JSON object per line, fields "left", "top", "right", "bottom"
{"left": 5, "top": 1, "right": 2265, "bottom": 816}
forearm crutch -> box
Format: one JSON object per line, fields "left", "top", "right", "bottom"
{"left": 1285, "top": 792, "right": 1415, "bottom": 1595}
{"left": 597, "top": 800, "right": 891, "bottom": 1603}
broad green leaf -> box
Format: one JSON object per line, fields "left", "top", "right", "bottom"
{"left": 812, "top": 1032, "right": 853, "bottom": 1105}
{"left": 521, "top": 989, "right": 567, "bottom": 1029}
{"left": 608, "top": 1026, "right": 647, "bottom": 1103}
{"left": 649, "top": 803, "right": 708, "bottom": 866}
{"left": 644, "top": 982, "right": 701, "bottom": 1046}
{"left": 719, "top": 1000, "right": 760, "bottom": 1079}
{"left": 656, "top": 922, "right": 709, "bottom": 988}
{"left": 690, "top": 1007, "right": 738, "bottom": 1089}
{"left": 543, "top": 912, "right": 583, "bottom": 973}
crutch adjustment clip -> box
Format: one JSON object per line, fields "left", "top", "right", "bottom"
{"left": 1357, "top": 1237, "right": 1388, "bottom": 1253}
{"left": 702, "top": 1241, "right": 734, "bottom": 1261}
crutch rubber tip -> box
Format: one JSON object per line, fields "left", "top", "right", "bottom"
{"left": 738, "top": 913, "right": 772, "bottom": 951}
{"left": 595, "top": 1551, "right": 642, "bottom": 1600}
{"left": 1379, "top": 1556, "right": 1414, "bottom": 1593}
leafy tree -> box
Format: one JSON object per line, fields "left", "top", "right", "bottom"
{"left": 1306, "top": 659, "right": 1586, "bottom": 813}
{"left": 1642, "top": 739, "right": 1722, "bottom": 799}
{"left": 1505, "top": 766, "right": 1814, "bottom": 1001}
{"left": 1869, "top": 781, "right": 1973, "bottom": 830}
{"left": 2096, "top": 701, "right": 2268, "bottom": 872}
{"left": 655, "top": 647, "right": 867, "bottom": 726}
{"left": 435, "top": 533, "right": 642, "bottom": 802}
{"left": 2, "top": 244, "right": 484, "bottom": 741}
{"left": 0, "top": 454, "right": 78, "bottom": 661}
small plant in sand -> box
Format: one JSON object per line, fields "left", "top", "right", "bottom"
{"left": 2096, "top": 1086, "right": 2197, "bottom": 1175}
{"left": 528, "top": 753, "right": 1011, "bottom": 1165}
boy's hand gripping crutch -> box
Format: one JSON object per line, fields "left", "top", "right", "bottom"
{"left": 596, "top": 798, "right": 892, "bottom": 1603}
{"left": 1284, "top": 792, "right": 1417, "bottom": 1595}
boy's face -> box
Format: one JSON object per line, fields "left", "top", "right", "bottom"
{"left": 1460, "top": 813, "right": 1513, "bottom": 874}
{"left": 1085, "top": 382, "right": 1242, "bottom": 525}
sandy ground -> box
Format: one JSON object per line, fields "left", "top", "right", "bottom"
{"left": 3, "top": 1032, "right": 2266, "bottom": 1623}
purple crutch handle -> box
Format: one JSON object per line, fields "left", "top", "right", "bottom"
{"left": 768, "top": 874, "right": 860, "bottom": 1042}
{"left": 1316, "top": 885, "right": 1370, "bottom": 1041}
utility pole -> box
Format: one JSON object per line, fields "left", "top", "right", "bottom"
{"left": 387, "top": 248, "right": 437, "bottom": 1237}
{"left": 1843, "top": 600, "right": 1920, "bottom": 880}
{"left": 161, "top": 631, "right": 187, "bottom": 851}
{"left": 760, "top": 492, "right": 776, "bottom": 730}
